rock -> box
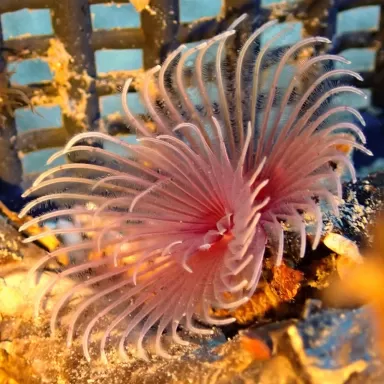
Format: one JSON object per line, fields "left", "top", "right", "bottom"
{"left": 0, "top": 348, "right": 39, "bottom": 384}
{"left": 324, "top": 172, "right": 384, "bottom": 247}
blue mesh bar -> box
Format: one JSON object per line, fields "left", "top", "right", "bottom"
{"left": 0, "top": 16, "right": 23, "bottom": 188}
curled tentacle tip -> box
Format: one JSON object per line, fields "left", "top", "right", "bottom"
{"left": 183, "top": 265, "right": 193, "bottom": 273}
{"left": 100, "top": 352, "right": 108, "bottom": 365}
{"left": 137, "top": 350, "right": 150, "bottom": 362}
{"left": 320, "top": 37, "right": 332, "bottom": 43}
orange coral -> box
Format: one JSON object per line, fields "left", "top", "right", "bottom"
{"left": 215, "top": 262, "right": 304, "bottom": 324}
{"left": 240, "top": 334, "right": 272, "bottom": 361}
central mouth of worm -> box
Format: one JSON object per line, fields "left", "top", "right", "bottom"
{"left": 197, "top": 213, "right": 234, "bottom": 253}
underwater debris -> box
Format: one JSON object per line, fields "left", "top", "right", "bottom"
{"left": 323, "top": 232, "right": 364, "bottom": 280}
{"left": 323, "top": 232, "right": 363, "bottom": 263}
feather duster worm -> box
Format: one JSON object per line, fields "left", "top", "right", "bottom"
{"left": 19, "top": 15, "right": 371, "bottom": 361}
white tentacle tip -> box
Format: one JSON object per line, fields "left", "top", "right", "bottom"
{"left": 18, "top": 223, "right": 27, "bottom": 232}
{"left": 319, "top": 37, "right": 332, "bottom": 44}
{"left": 118, "top": 346, "right": 129, "bottom": 363}
{"left": 100, "top": 352, "right": 108, "bottom": 365}
{"left": 137, "top": 346, "right": 150, "bottom": 362}
{"left": 182, "top": 262, "right": 193, "bottom": 273}
{"left": 312, "top": 238, "right": 321, "bottom": 251}
{"left": 46, "top": 151, "right": 62, "bottom": 165}
{"left": 274, "top": 258, "right": 282, "bottom": 267}
{"left": 156, "top": 348, "right": 172, "bottom": 359}
{"left": 33, "top": 309, "right": 40, "bottom": 320}
{"left": 366, "top": 149, "right": 374, "bottom": 156}
{"left": 21, "top": 190, "right": 30, "bottom": 198}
